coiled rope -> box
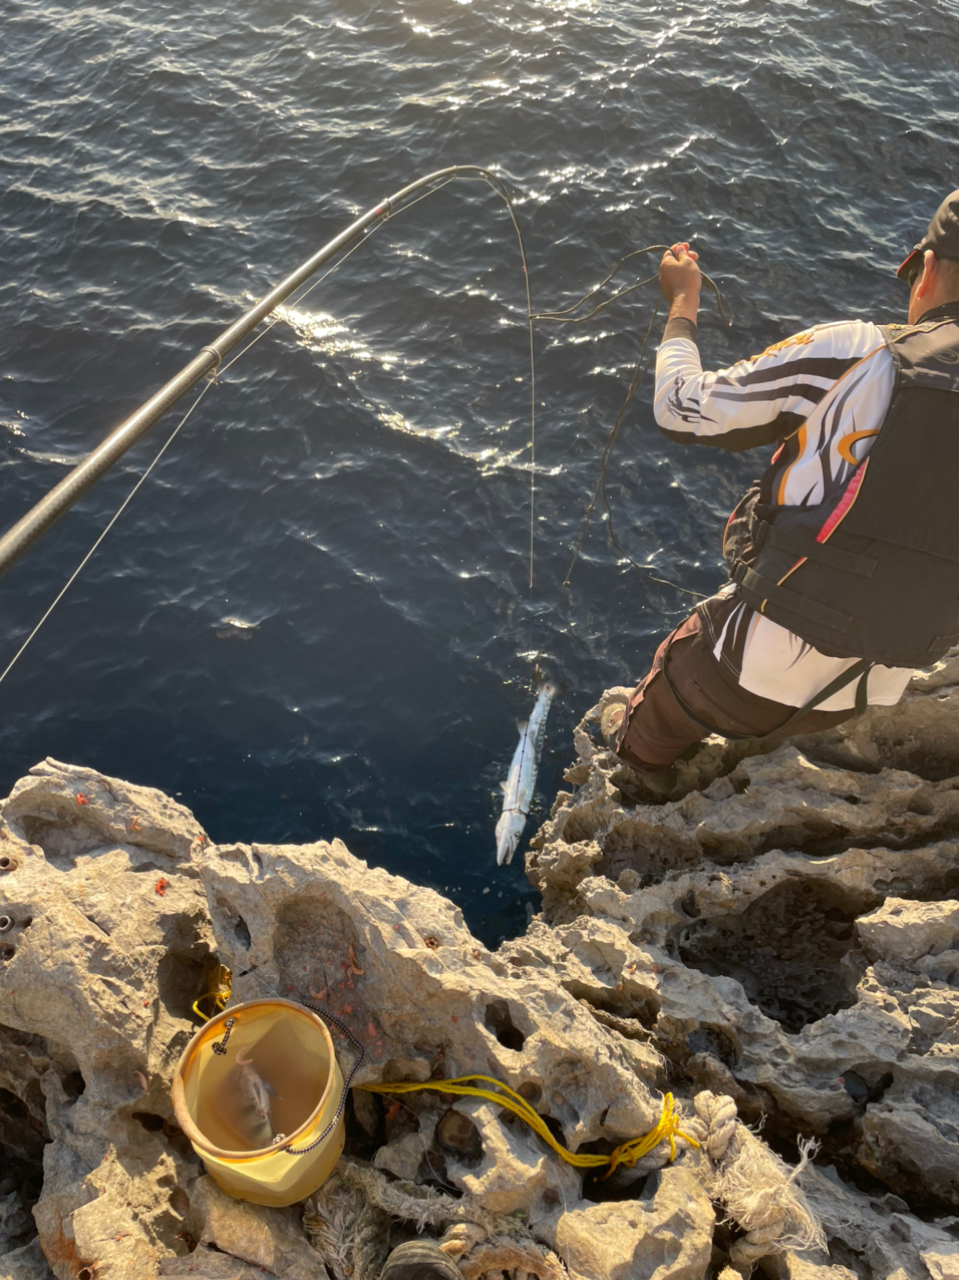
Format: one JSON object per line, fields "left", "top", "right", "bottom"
{"left": 356, "top": 1074, "right": 699, "bottom": 1179}
{"left": 687, "top": 1090, "right": 825, "bottom": 1272}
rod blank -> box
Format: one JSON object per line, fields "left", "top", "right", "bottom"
{"left": 0, "top": 166, "right": 500, "bottom": 582}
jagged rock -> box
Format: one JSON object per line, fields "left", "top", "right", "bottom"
{"left": 770, "top": 1253, "right": 859, "bottom": 1280}
{"left": 800, "top": 1161, "right": 959, "bottom": 1280}
{"left": 0, "top": 1238, "right": 56, "bottom": 1280}
{"left": 159, "top": 1250, "right": 278, "bottom": 1278}
{"left": 858, "top": 898, "right": 959, "bottom": 964}
{"left": 792, "top": 654, "right": 959, "bottom": 780}
{"left": 372, "top": 1111, "right": 439, "bottom": 1184}
{"left": 0, "top": 759, "right": 694, "bottom": 1280}
{"left": 0, "top": 1189, "right": 33, "bottom": 1255}
{"left": 186, "top": 1176, "right": 329, "bottom": 1279}
{"left": 4, "top": 648, "right": 959, "bottom": 1280}
{"left": 523, "top": 654, "right": 959, "bottom": 1269}
{"left": 535, "top": 1164, "right": 714, "bottom": 1280}
{"left": 446, "top": 1099, "right": 581, "bottom": 1220}
{"left": 0, "top": 761, "right": 212, "bottom": 1279}
{"left": 197, "top": 833, "right": 664, "bottom": 1178}
{"left": 921, "top": 1249, "right": 959, "bottom": 1280}
{"left": 436, "top": 1107, "right": 482, "bottom": 1160}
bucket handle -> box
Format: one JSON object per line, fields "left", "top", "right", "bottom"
{"left": 211, "top": 1016, "right": 238, "bottom": 1055}
{"left": 282, "top": 1003, "right": 365, "bottom": 1156}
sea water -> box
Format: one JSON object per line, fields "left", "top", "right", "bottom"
{"left": 1, "top": 0, "right": 957, "bottom": 943}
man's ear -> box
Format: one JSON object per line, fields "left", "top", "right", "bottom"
{"left": 915, "top": 249, "right": 938, "bottom": 300}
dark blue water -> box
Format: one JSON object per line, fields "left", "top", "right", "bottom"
{"left": 1, "top": 0, "right": 957, "bottom": 943}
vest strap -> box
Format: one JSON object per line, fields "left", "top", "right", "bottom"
{"left": 661, "top": 640, "right": 873, "bottom": 743}
{"left": 754, "top": 520, "right": 878, "bottom": 577}
{"left": 932, "top": 633, "right": 959, "bottom": 654}
{"left": 732, "top": 563, "right": 854, "bottom": 633}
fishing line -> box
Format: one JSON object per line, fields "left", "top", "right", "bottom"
{"left": 217, "top": 177, "right": 459, "bottom": 379}
{"left": 0, "top": 168, "right": 537, "bottom": 688}
{"left": 0, "top": 380, "right": 214, "bottom": 690}
{"left": 533, "top": 244, "right": 730, "bottom": 603}
{"left": 219, "top": 169, "right": 536, "bottom": 586}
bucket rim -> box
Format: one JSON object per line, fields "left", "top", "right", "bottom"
{"left": 171, "top": 996, "right": 339, "bottom": 1162}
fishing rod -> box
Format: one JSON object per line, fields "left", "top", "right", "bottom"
{"left": 0, "top": 165, "right": 533, "bottom": 585}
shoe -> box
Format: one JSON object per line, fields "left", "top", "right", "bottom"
{"left": 600, "top": 702, "right": 626, "bottom": 750}
{"left": 377, "top": 1240, "right": 463, "bottom": 1280}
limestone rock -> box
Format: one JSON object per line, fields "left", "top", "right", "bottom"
{"left": 921, "top": 1248, "right": 959, "bottom": 1280}
{"left": 448, "top": 1099, "right": 581, "bottom": 1220}
{"left": 159, "top": 1250, "right": 278, "bottom": 1278}
{"left": 525, "top": 655, "right": 959, "bottom": 1272}
{"left": 0, "top": 1238, "right": 56, "bottom": 1280}
{"left": 187, "top": 1176, "right": 329, "bottom": 1280}
{"left": 196, "top": 834, "right": 664, "bottom": 1180}
{"left": 770, "top": 1253, "right": 859, "bottom": 1280}
{"left": 858, "top": 898, "right": 959, "bottom": 964}
{"left": 536, "top": 1164, "right": 714, "bottom": 1280}
{"left": 0, "top": 759, "right": 212, "bottom": 1279}
{"left": 4, "top": 649, "right": 959, "bottom": 1279}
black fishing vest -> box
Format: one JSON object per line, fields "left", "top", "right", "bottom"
{"left": 724, "top": 314, "right": 959, "bottom": 668}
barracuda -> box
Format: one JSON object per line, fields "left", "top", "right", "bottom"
{"left": 495, "top": 678, "right": 557, "bottom": 866}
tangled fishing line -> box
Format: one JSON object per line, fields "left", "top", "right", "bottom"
{"left": 532, "top": 244, "right": 731, "bottom": 600}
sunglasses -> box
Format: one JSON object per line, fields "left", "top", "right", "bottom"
{"left": 901, "top": 253, "right": 924, "bottom": 289}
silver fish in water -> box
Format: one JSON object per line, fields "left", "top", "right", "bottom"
{"left": 495, "top": 677, "right": 557, "bottom": 865}
{"left": 233, "top": 1047, "right": 280, "bottom": 1149}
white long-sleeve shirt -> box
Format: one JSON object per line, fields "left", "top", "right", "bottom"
{"left": 653, "top": 318, "right": 913, "bottom": 710}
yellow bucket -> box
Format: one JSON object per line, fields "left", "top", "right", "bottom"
{"left": 172, "top": 998, "right": 345, "bottom": 1207}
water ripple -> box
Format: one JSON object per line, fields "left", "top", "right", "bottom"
{"left": 1, "top": 0, "right": 957, "bottom": 941}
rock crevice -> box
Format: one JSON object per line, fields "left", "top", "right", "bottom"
{"left": 1, "top": 658, "right": 958, "bottom": 1277}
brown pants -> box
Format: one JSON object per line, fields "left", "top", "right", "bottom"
{"left": 615, "top": 611, "right": 854, "bottom": 773}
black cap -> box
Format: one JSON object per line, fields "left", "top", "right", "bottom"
{"left": 897, "top": 189, "right": 959, "bottom": 280}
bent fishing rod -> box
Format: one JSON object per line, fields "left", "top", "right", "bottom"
{"left": 0, "top": 165, "right": 532, "bottom": 584}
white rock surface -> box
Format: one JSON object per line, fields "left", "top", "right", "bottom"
{"left": 1, "top": 654, "right": 958, "bottom": 1279}
{"left": 522, "top": 656, "right": 959, "bottom": 1274}
{"left": 858, "top": 898, "right": 959, "bottom": 964}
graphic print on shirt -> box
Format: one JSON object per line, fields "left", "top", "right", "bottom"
{"left": 764, "top": 348, "right": 886, "bottom": 508}
{"left": 653, "top": 319, "right": 912, "bottom": 710}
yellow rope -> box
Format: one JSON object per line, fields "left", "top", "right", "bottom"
{"left": 192, "top": 964, "right": 232, "bottom": 1022}
{"left": 356, "top": 1075, "right": 699, "bottom": 1178}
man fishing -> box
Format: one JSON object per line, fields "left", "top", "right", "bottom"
{"left": 606, "top": 189, "right": 959, "bottom": 781}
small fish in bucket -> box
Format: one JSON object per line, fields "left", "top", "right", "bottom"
{"left": 172, "top": 998, "right": 347, "bottom": 1207}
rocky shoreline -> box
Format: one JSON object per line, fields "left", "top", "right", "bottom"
{"left": 1, "top": 660, "right": 958, "bottom": 1279}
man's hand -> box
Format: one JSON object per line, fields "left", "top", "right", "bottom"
{"left": 660, "top": 242, "right": 701, "bottom": 307}
{"left": 655, "top": 240, "right": 701, "bottom": 327}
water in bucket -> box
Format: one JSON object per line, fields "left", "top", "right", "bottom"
{"left": 205, "top": 1023, "right": 324, "bottom": 1152}
{"left": 173, "top": 998, "right": 346, "bottom": 1206}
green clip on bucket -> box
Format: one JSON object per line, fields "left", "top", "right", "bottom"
{"left": 172, "top": 998, "right": 345, "bottom": 1207}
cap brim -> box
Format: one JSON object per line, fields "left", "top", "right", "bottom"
{"left": 896, "top": 246, "right": 922, "bottom": 280}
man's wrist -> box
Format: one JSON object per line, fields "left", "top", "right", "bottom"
{"left": 668, "top": 290, "right": 701, "bottom": 323}
{"left": 662, "top": 315, "right": 699, "bottom": 344}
